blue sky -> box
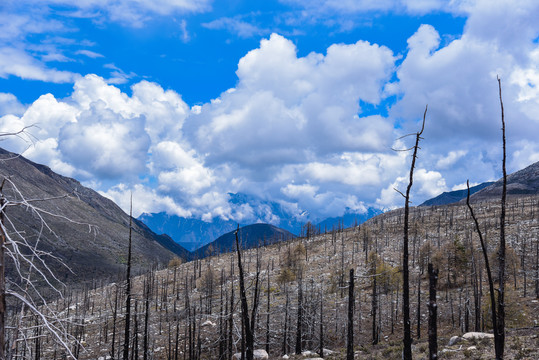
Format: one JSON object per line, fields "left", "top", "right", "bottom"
{"left": 1, "top": 0, "right": 539, "bottom": 224}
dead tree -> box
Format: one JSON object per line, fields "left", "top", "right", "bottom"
{"left": 265, "top": 264, "right": 270, "bottom": 354}
{"left": 295, "top": 272, "right": 303, "bottom": 355}
{"left": 143, "top": 274, "right": 151, "bottom": 360}
{"left": 417, "top": 274, "right": 421, "bottom": 339}
{"left": 235, "top": 225, "right": 260, "bottom": 360}
{"left": 466, "top": 182, "right": 500, "bottom": 358}
{"left": 395, "top": 105, "right": 427, "bottom": 360}
{"left": 466, "top": 76, "right": 507, "bottom": 360}
{"left": 0, "top": 180, "right": 5, "bottom": 359}
{"left": 428, "top": 263, "right": 438, "bottom": 360}
{"left": 496, "top": 75, "right": 507, "bottom": 359}
{"left": 0, "top": 174, "right": 92, "bottom": 359}
{"left": 123, "top": 194, "right": 133, "bottom": 360}
{"left": 319, "top": 287, "right": 324, "bottom": 358}
{"left": 346, "top": 269, "right": 354, "bottom": 360}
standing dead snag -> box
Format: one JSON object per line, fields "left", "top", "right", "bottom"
{"left": 346, "top": 269, "right": 354, "bottom": 360}
{"left": 428, "top": 263, "right": 438, "bottom": 360}
{"left": 0, "top": 180, "right": 5, "bottom": 359}
{"left": 496, "top": 75, "right": 507, "bottom": 360}
{"left": 295, "top": 271, "right": 303, "bottom": 355}
{"left": 235, "top": 225, "right": 260, "bottom": 360}
{"left": 396, "top": 105, "right": 427, "bottom": 360}
{"left": 466, "top": 181, "right": 500, "bottom": 358}
{"left": 123, "top": 193, "right": 133, "bottom": 360}
{"left": 465, "top": 76, "right": 507, "bottom": 360}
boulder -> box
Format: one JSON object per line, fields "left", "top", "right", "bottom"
{"left": 233, "top": 349, "right": 269, "bottom": 360}
{"left": 462, "top": 332, "right": 494, "bottom": 340}
{"left": 253, "top": 349, "right": 269, "bottom": 359}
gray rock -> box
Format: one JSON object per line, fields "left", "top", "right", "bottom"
{"left": 462, "top": 332, "right": 494, "bottom": 340}
{"left": 233, "top": 349, "right": 269, "bottom": 360}
{"left": 448, "top": 335, "right": 462, "bottom": 346}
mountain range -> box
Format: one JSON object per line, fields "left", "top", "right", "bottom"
{"left": 139, "top": 194, "right": 381, "bottom": 251}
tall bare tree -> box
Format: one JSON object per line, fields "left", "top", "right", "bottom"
{"left": 395, "top": 105, "right": 427, "bottom": 360}
{"left": 428, "top": 263, "right": 438, "bottom": 360}
{"left": 123, "top": 194, "right": 133, "bottom": 360}
{"left": 466, "top": 77, "right": 507, "bottom": 360}
{"left": 495, "top": 75, "right": 507, "bottom": 359}
{"left": 235, "top": 225, "right": 260, "bottom": 360}
{"left": 346, "top": 269, "right": 354, "bottom": 360}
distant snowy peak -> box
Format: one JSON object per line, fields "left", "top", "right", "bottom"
{"left": 138, "top": 192, "right": 381, "bottom": 251}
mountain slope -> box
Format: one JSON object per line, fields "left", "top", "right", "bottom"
{"left": 0, "top": 147, "right": 188, "bottom": 284}
{"left": 192, "top": 223, "right": 295, "bottom": 259}
{"left": 419, "top": 181, "right": 494, "bottom": 206}
{"left": 471, "top": 160, "right": 539, "bottom": 201}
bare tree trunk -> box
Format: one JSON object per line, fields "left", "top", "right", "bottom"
{"left": 228, "top": 281, "right": 234, "bottom": 360}
{"left": 346, "top": 269, "right": 354, "bottom": 360}
{"left": 0, "top": 183, "right": 6, "bottom": 360}
{"left": 428, "top": 263, "right": 438, "bottom": 360}
{"left": 235, "top": 225, "right": 260, "bottom": 360}
{"left": 417, "top": 275, "right": 421, "bottom": 339}
{"left": 295, "top": 273, "right": 303, "bottom": 355}
{"left": 536, "top": 236, "right": 539, "bottom": 299}
{"left": 402, "top": 105, "right": 427, "bottom": 360}
{"left": 219, "top": 270, "right": 225, "bottom": 360}
{"left": 466, "top": 181, "right": 500, "bottom": 358}
{"left": 143, "top": 275, "right": 150, "bottom": 360}
{"left": 372, "top": 265, "right": 378, "bottom": 345}
{"left": 111, "top": 284, "right": 119, "bottom": 360}
{"left": 319, "top": 288, "right": 324, "bottom": 358}
{"left": 283, "top": 285, "right": 289, "bottom": 356}
{"left": 496, "top": 75, "right": 506, "bottom": 360}
{"left": 123, "top": 195, "right": 133, "bottom": 360}
{"left": 266, "top": 264, "right": 270, "bottom": 354}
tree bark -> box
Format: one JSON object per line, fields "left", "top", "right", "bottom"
{"left": 496, "top": 75, "right": 506, "bottom": 360}
{"left": 428, "top": 263, "right": 438, "bottom": 360}
{"left": 235, "top": 225, "right": 259, "bottom": 360}
{"left": 467, "top": 180, "right": 500, "bottom": 358}
{"left": 0, "top": 182, "right": 6, "bottom": 360}
{"left": 123, "top": 195, "right": 133, "bottom": 360}
{"left": 319, "top": 288, "right": 324, "bottom": 358}
{"left": 295, "top": 273, "right": 303, "bottom": 355}
{"left": 346, "top": 269, "right": 354, "bottom": 360}
{"left": 402, "top": 105, "right": 427, "bottom": 359}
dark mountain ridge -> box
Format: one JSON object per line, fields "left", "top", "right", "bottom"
{"left": 192, "top": 223, "right": 296, "bottom": 259}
